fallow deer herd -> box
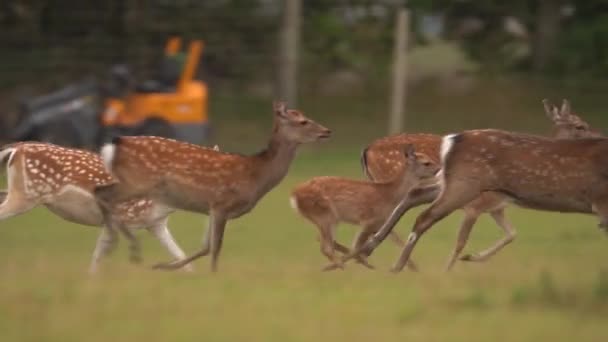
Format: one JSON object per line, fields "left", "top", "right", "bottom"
{"left": 0, "top": 99, "right": 604, "bottom": 274}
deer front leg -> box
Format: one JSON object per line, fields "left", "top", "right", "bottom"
{"left": 391, "top": 180, "right": 479, "bottom": 273}
{"left": 210, "top": 215, "right": 228, "bottom": 272}
{"left": 345, "top": 184, "right": 440, "bottom": 262}
{"left": 459, "top": 208, "right": 517, "bottom": 263}
{"left": 148, "top": 218, "right": 193, "bottom": 272}
{"left": 153, "top": 215, "right": 215, "bottom": 270}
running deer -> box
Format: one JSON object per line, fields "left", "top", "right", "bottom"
{"left": 95, "top": 101, "right": 331, "bottom": 272}
{"left": 362, "top": 103, "right": 606, "bottom": 273}
{"left": 291, "top": 145, "right": 439, "bottom": 271}
{"left": 347, "top": 99, "right": 601, "bottom": 270}
{"left": 0, "top": 142, "right": 218, "bottom": 273}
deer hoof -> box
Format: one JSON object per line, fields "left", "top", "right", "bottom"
{"left": 322, "top": 263, "right": 344, "bottom": 272}
{"left": 459, "top": 254, "right": 474, "bottom": 261}
{"left": 357, "top": 261, "right": 376, "bottom": 270}
{"left": 152, "top": 261, "right": 181, "bottom": 271}
{"left": 389, "top": 265, "right": 404, "bottom": 274}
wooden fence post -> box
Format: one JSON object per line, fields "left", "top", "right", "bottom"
{"left": 388, "top": 7, "right": 410, "bottom": 134}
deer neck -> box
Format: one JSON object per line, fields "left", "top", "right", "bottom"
{"left": 384, "top": 175, "right": 419, "bottom": 203}
{"left": 252, "top": 132, "right": 298, "bottom": 197}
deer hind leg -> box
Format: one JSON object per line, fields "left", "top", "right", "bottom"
{"left": 319, "top": 223, "right": 344, "bottom": 271}
{"left": 460, "top": 207, "right": 516, "bottom": 263}
{"left": 153, "top": 215, "right": 215, "bottom": 271}
{"left": 148, "top": 218, "right": 193, "bottom": 272}
{"left": 391, "top": 180, "right": 481, "bottom": 273}
{"left": 88, "top": 227, "right": 118, "bottom": 274}
{"left": 114, "top": 223, "right": 142, "bottom": 264}
{"left": 0, "top": 164, "right": 36, "bottom": 221}
{"left": 348, "top": 229, "right": 376, "bottom": 270}
{"left": 444, "top": 207, "right": 479, "bottom": 271}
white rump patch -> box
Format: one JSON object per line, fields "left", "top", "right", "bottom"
{"left": 100, "top": 144, "right": 116, "bottom": 172}
{"left": 440, "top": 134, "right": 458, "bottom": 165}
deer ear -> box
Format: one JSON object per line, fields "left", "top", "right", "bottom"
{"left": 543, "top": 99, "right": 559, "bottom": 121}
{"left": 273, "top": 101, "right": 287, "bottom": 117}
{"left": 404, "top": 144, "right": 417, "bottom": 163}
{"left": 560, "top": 99, "right": 571, "bottom": 117}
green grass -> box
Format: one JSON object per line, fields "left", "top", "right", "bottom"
{"left": 1, "top": 150, "right": 607, "bottom": 342}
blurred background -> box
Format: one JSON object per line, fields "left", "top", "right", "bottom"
{"left": 1, "top": 2, "right": 608, "bottom": 341}
{"left": 1, "top": 0, "right": 607, "bottom": 152}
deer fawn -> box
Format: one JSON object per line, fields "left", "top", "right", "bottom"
{"left": 367, "top": 100, "right": 606, "bottom": 273}
{"left": 347, "top": 99, "right": 601, "bottom": 271}
{"left": 291, "top": 145, "right": 439, "bottom": 271}
{"left": 0, "top": 142, "right": 218, "bottom": 273}
{"left": 95, "top": 101, "right": 331, "bottom": 272}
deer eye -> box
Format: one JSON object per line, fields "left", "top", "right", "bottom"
{"left": 575, "top": 125, "right": 586, "bottom": 130}
{"left": 299, "top": 120, "right": 308, "bottom": 126}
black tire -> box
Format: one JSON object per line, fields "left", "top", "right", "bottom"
{"left": 135, "top": 117, "right": 175, "bottom": 139}
{"left": 36, "top": 120, "right": 83, "bottom": 148}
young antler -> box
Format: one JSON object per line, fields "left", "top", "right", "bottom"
{"left": 95, "top": 101, "right": 331, "bottom": 272}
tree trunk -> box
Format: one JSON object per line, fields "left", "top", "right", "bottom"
{"left": 533, "top": 0, "right": 561, "bottom": 71}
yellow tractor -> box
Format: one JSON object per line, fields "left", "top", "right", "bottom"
{"left": 101, "top": 37, "right": 210, "bottom": 144}
{"left": 13, "top": 37, "right": 210, "bottom": 148}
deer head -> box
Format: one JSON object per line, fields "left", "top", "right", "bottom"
{"left": 404, "top": 144, "right": 440, "bottom": 180}
{"left": 543, "top": 99, "right": 602, "bottom": 139}
{"left": 272, "top": 101, "right": 331, "bottom": 143}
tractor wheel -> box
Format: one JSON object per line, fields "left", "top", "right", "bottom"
{"left": 36, "top": 121, "right": 83, "bottom": 148}
{"left": 136, "top": 117, "right": 175, "bottom": 139}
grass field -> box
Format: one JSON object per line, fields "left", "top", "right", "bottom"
{"left": 0, "top": 147, "right": 607, "bottom": 342}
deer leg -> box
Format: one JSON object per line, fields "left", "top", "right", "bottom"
{"left": 444, "top": 208, "right": 479, "bottom": 271}
{"left": 320, "top": 224, "right": 344, "bottom": 271}
{"left": 153, "top": 215, "right": 215, "bottom": 270}
{"left": 388, "top": 232, "right": 405, "bottom": 246}
{"left": 148, "top": 218, "right": 193, "bottom": 272}
{"left": 0, "top": 193, "right": 36, "bottom": 220}
{"left": 115, "top": 223, "right": 142, "bottom": 264}
{"left": 88, "top": 227, "right": 118, "bottom": 274}
{"left": 594, "top": 201, "right": 608, "bottom": 235}
{"left": 209, "top": 215, "right": 228, "bottom": 273}
{"left": 344, "top": 184, "right": 439, "bottom": 262}
{"left": 391, "top": 181, "right": 480, "bottom": 273}
{"left": 347, "top": 229, "right": 376, "bottom": 270}
{"left": 460, "top": 207, "right": 517, "bottom": 262}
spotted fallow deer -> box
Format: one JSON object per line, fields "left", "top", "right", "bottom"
{"left": 291, "top": 144, "right": 439, "bottom": 271}
{"left": 95, "top": 101, "right": 331, "bottom": 272}
{"left": 364, "top": 103, "right": 607, "bottom": 273}
{"left": 0, "top": 142, "right": 218, "bottom": 273}
{"left": 347, "top": 99, "right": 601, "bottom": 271}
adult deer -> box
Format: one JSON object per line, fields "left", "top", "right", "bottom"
{"left": 95, "top": 101, "right": 331, "bottom": 272}
{"left": 291, "top": 145, "right": 439, "bottom": 271}
{"left": 360, "top": 100, "right": 606, "bottom": 273}
{"left": 0, "top": 142, "right": 218, "bottom": 273}
{"left": 347, "top": 99, "right": 601, "bottom": 270}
